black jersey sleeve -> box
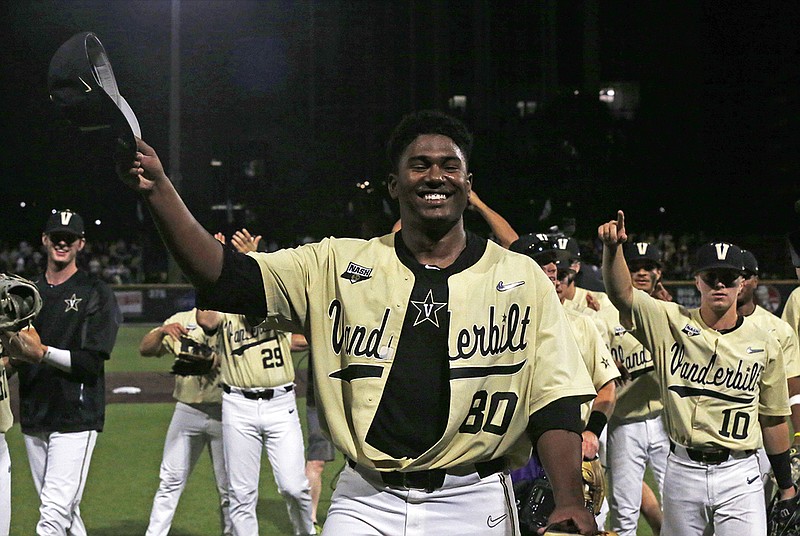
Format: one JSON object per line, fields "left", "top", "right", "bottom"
{"left": 526, "top": 395, "right": 585, "bottom": 454}
{"left": 83, "top": 280, "right": 121, "bottom": 356}
{"left": 196, "top": 246, "right": 267, "bottom": 319}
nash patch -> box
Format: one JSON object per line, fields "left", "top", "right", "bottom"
{"left": 681, "top": 324, "right": 701, "bottom": 337}
{"left": 340, "top": 262, "right": 373, "bottom": 284}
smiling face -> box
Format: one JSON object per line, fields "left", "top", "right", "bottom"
{"left": 388, "top": 134, "right": 472, "bottom": 232}
{"left": 43, "top": 232, "right": 85, "bottom": 269}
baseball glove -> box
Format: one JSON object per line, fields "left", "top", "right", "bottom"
{"left": 169, "top": 335, "right": 216, "bottom": 376}
{"left": 582, "top": 457, "right": 606, "bottom": 516}
{"left": 768, "top": 489, "right": 800, "bottom": 536}
{"left": 0, "top": 273, "right": 42, "bottom": 332}
{"left": 515, "top": 477, "right": 555, "bottom": 536}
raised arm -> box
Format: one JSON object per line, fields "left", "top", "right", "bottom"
{"left": 598, "top": 210, "right": 634, "bottom": 327}
{"left": 467, "top": 190, "right": 519, "bottom": 248}
{"left": 116, "top": 138, "right": 223, "bottom": 286}
{"left": 139, "top": 322, "right": 188, "bottom": 357}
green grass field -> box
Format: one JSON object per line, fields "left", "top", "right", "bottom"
{"left": 7, "top": 324, "right": 656, "bottom": 535}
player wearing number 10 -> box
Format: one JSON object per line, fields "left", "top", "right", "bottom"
{"left": 196, "top": 310, "right": 314, "bottom": 536}
{"left": 599, "top": 211, "right": 796, "bottom": 535}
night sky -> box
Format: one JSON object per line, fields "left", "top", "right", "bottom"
{"left": 2, "top": 1, "right": 799, "bottom": 248}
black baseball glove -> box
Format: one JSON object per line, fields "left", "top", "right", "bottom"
{"left": 515, "top": 477, "right": 555, "bottom": 536}
{"left": 169, "top": 335, "right": 216, "bottom": 376}
{"left": 0, "top": 273, "right": 42, "bottom": 332}
{"left": 768, "top": 489, "right": 800, "bottom": 536}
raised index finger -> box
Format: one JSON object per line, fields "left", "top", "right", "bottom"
{"left": 617, "top": 210, "right": 625, "bottom": 232}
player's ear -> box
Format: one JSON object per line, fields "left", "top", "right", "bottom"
{"left": 76, "top": 238, "right": 86, "bottom": 252}
{"left": 387, "top": 173, "right": 399, "bottom": 199}
{"left": 41, "top": 233, "right": 48, "bottom": 247}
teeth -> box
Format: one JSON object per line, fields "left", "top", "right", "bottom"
{"left": 424, "top": 193, "right": 446, "bottom": 200}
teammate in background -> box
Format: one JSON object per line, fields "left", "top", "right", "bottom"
{"left": 203, "top": 231, "right": 314, "bottom": 536}
{"left": 1, "top": 209, "right": 121, "bottom": 535}
{"left": 736, "top": 249, "right": 800, "bottom": 494}
{"left": 139, "top": 308, "right": 232, "bottom": 536}
{"left": 599, "top": 210, "right": 796, "bottom": 535}
{"left": 117, "top": 110, "right": 599, "bottom": 535}
{"left": 781, "top": 235, "right": 800, "bottom": 447}
{"left": 223, "top": 228, "right": 331, "bottom": 534}
{"left": 604, "top": 241, "right": 670, "bottom": 536}
{"left": 509, "top": 234, "right": 618, "bottom": 531}
{"left": 291, "top": 334, "right": 335, "bottom": 534}
{"left": 0, "top": 356, "right": 12, "bottom": 536}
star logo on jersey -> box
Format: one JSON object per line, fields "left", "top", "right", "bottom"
{"left": 681, "top": 324, "right": 701, "bottom": 337}
{"left": 64, "top": 293, "right": 82, "bottom": 312}
{"left": 410, "top": 289, "right": 447, "bottom": 327}
{"left": 340, "top": 262, "right": 373, "bottom": 284}
{"left": 601, "top": 356, "right": 611, "bottom": 368}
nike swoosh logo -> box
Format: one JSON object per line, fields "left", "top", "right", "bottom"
{"left": 496, "top": 280, "right": 524, "bottom": 292}
{"left": 78, "top": 76, "right": 92, "bottom": 93}
{"left": 487, "top": 514, "right": 508, "bottom": 528}
{"left": 746, "top": 347, "right": 764, "bottom": 354}
{"left": 747, "top": 475, "right": 759, "bottom": 484}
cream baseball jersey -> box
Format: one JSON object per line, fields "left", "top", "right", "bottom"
{"left": 748, "top": 304, "right": 800, "bottom": 379}
{"left": 781, "top": 287, "right": 800, "bottom": 344}
{"left": 246, "top": 233, "right": 596, "bottom": 471}
{"left": 608, "top": 318, "right": 664, "bottom": 422}
{"left": 564, "top": 307, "right": 620, "bottom": 423}
{"left": 216, "top": 313, "right": 295, "bottom": 390}
{"left": 630, "top": 289, "right": 790, "bottom": 451}
{"left": 0, "top": 366, "right": 11, "bottom": 433}
{"left": 161, "top": 309, "right": 222, "bottom": 405}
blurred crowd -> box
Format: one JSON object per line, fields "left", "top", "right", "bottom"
{"left": 0, "top": 229, "right": 794, "bottom": 285}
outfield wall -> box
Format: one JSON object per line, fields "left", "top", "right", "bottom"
{"left": 113, "top": 281, "right": 800, "bottom": 323}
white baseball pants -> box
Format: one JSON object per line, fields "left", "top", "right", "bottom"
{"left": 222, "top": 387, "right": 314, "bottom": 536}
{"left": 146, "top": 402, "right": 231, "bottom": 536}
{"left": 0, "top": 433, "right": 10, "bottom": 536}
{"left": 606, "top": 414, "right": 669, "bottom": 536}
{"left": 662, "top": 447, "right": 765, "bottom": 535}
{"left": 24, "top": 430, "right": 97, "bottom": 536}
{"left": 324, "top": 463, "right": 519, "bottom": 536}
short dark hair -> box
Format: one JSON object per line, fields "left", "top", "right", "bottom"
{"left": 386, "top": 110, "right": 473, "bottom": 173}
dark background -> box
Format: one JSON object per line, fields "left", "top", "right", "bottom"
{"left": 3, "top": 1, "right": 799, "bottom": 256}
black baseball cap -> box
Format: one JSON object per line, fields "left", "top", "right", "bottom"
{"left": 692, "top": 242, "right": 744, "bottom": 275}
{"left": 623, "top": 242, "right": 662, "bottom": 267}
{"left": 44, "top": 209, "right": 85, "bottom": 237}
{"left": 741, "top": 249, "right": 759, "bottom": 276}
{"left": 48, "top": 32, "right": 141, "bottom": 160}
{"left": 552, "top": 236, "right": 581, "bottom": 261}
{"left": 510, "top": 234, "right": 571, "bottom": 266}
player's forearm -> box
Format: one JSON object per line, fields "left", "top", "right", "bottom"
{"left": 139, "top": 327, "right": 166, "bottom": 356}
{"left": 591, "top": 381, "right": 616, "bottom": 419}
{"left": 536, "top": 429, "right": 585, "bottom": 508}
{"left": 602, "top": 243, "right": 634, "bottom": 320}
{"left": 761, "top": 416, "right": 791, "bottom": 455}
{"left": 143, "top": 178, "right": 224, "bottom": 286}
{"left": 196, "top": 310, "right": 222, "bottom": 333}
{"left": 473, "top": 204, "right": 519, "bottom": 249}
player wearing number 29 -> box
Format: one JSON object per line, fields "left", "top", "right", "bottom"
{"left": 599, "top": 210, "right": 796, "bottom": 535}
{"left": 117, "top": 109, "right": 598, "bottom": 535}
{"left": 195, "top": 309, "right": 314, "bottom": 536}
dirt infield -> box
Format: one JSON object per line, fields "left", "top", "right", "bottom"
{"left": 8, "top": 369, "right": 309, "bottom": 422}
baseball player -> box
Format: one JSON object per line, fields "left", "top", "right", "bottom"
{"left": 598, "top": 210, "right": 796, "bottom": 535}
{"left": 509, "top": 234, "right": 619, "bottom": 531}
{"left": 0, "top": 357, "right": 11, "bottom": 536}
{"left": 195, "top": 309, "right": 314, "bottom": 536}
{"left": 205, "top": 231, "right": 314, "bottom": 536}
{"left": 139, "top": 308, "right": 232, "bottom": 536}
{"left": 1, "top": 209, "right": 121, "bottom": 535}
{"left": 736, "top": 249, "right": 800, "bottom": 496}
{"left": 780, "top": 241, "right": 800, "bottom": 448}
{"left": 117, "top": 109, "right": 599, "bottom": 535}
{"left": 603, "top": 241, "right": 671, "bottom": 536}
